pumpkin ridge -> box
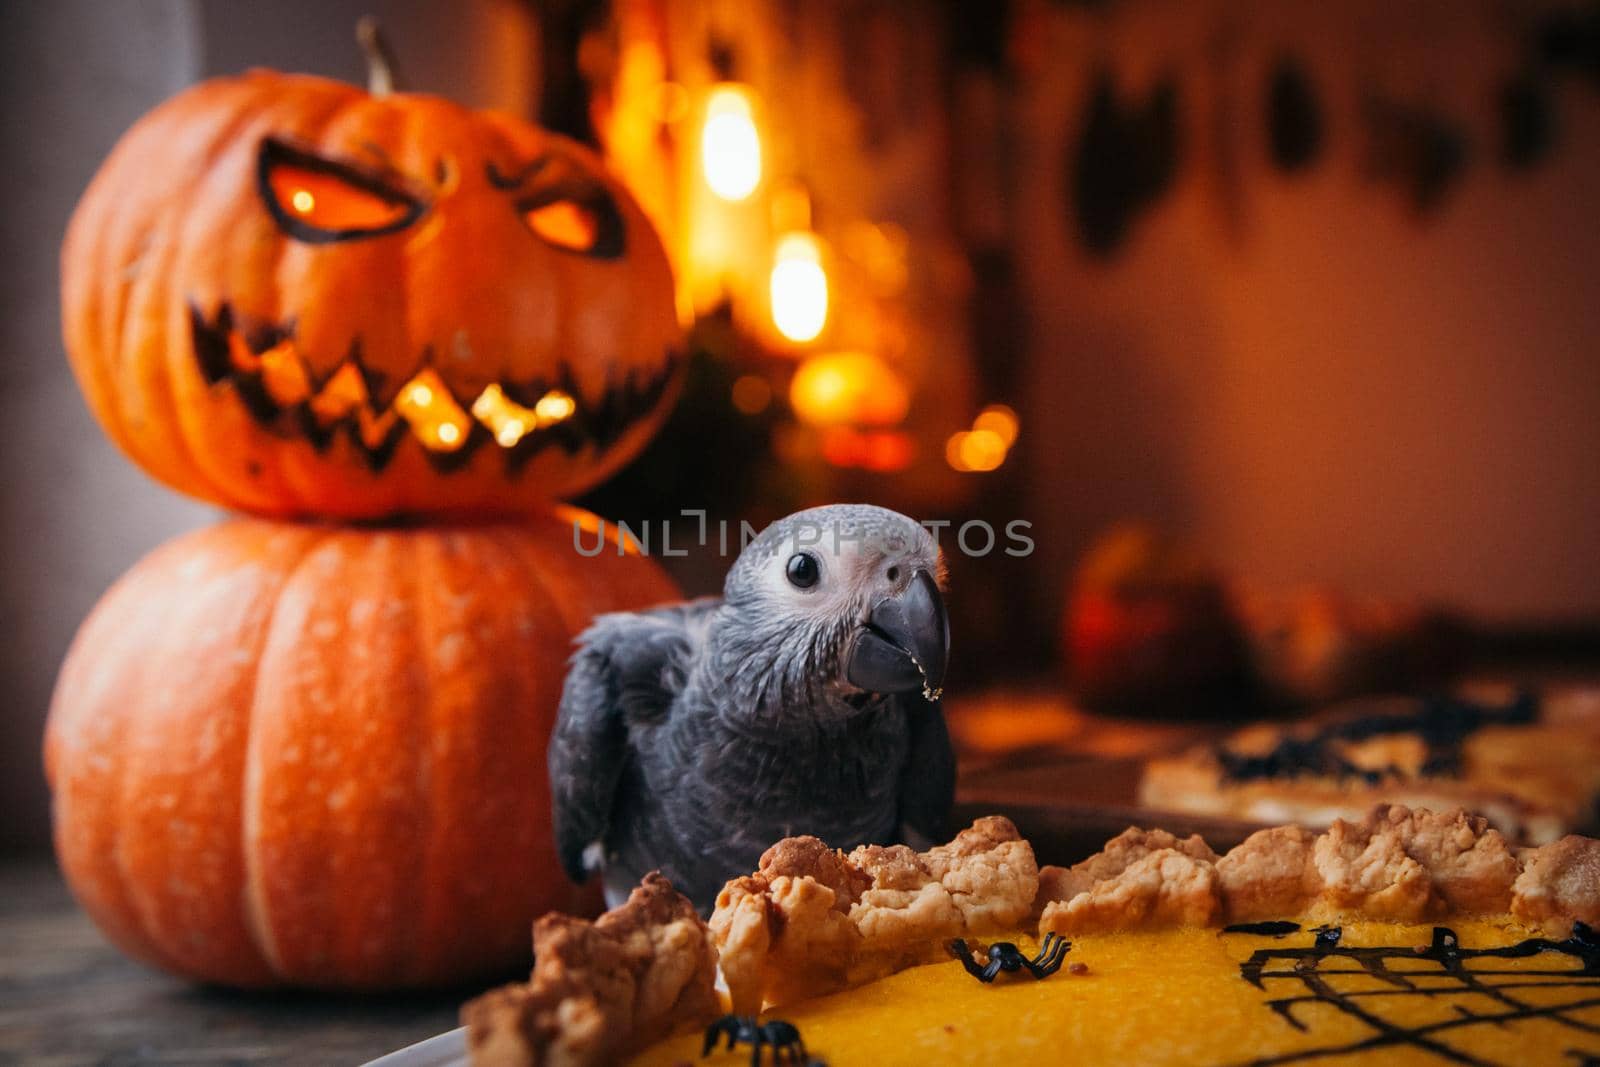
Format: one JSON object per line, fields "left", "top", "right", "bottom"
{"left": 490, "top": 525, "right": 589, "bottom": 641}
{"left": 52, "top": 560, "right": 187, "bottom": 976}
{"left": 238, "top": 521, "right": 338, "bottom": 979}
{"left": 407, "top": 533, "right": 451, "bottom": 982}
{"left": 160, "top": 83, "right": 329, "bottom": 514}
{"left": 395, "top": 531, "right": 437, "bottom": 985}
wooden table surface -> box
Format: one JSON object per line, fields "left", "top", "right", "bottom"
{"left": 0, "top": 856, "right": 464, "bottom": 1067}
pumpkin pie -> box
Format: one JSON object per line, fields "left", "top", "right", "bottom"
{"left": 466, "top": 806, "right": 1600, "bottom": 1066}
{"left": 1141, "top": 687, "right": 1600, "bottom": 844}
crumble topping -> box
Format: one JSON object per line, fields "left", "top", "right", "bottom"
{"left": 1511, "top": 834, "right": 1600, "bottom": 929}
{"left": 462, "top": 873, "right": 718, "bottom": 1066}
{"left": 1038, "top": 804, "right": 1597, "bottom": 936}
{"left": 464, "top": 807, "right": 1597, "bottom": 1063}
{"left": 709, "top": 816, "right": 1038, "bottom": 1014}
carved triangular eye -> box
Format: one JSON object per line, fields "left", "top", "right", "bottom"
{"left": 517, "top": 183, "right": 625, "bottom": 259}
{"left": 258, "top": 138, "right": 425, "bottom": 244}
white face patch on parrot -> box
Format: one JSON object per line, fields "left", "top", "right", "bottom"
{"left": 762, "top": 526, "right": 936, "bottom": 625}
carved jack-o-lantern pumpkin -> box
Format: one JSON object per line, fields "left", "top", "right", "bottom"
{"left": 62, "top": 69, "right": 682, "bottom": 519}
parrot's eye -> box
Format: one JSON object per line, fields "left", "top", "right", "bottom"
{"left": 786, "top": 552, "right": 820, "bottom": 590}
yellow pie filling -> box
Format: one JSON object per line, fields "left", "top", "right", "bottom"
{"left": 635, "top": 920, "right": 1600, "bottom": 1066}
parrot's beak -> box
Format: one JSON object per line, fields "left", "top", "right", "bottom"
{"left": 845, "top": 569, "right": 949, "bottom": 701}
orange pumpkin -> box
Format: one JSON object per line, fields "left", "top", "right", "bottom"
{"left": 44, "top": 509, "right": 677, "bottom": 990}
{"left": 61, "top": 69, "right": 682, "bottom": 520}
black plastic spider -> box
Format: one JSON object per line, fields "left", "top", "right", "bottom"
{"left": 701, "top": 1013, "right": 811, "bottom": 1065}
{"left": 947, "top": 932, "right": 1071, "bottom": 982}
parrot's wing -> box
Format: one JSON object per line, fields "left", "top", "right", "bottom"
{"left": 895, "top": 694, "right": 956, "bottom": 849}
{"left": 549, "top": 598, "right": 719, "bottom": 883}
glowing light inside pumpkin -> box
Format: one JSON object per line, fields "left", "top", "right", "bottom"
{"left": 701, "top": 85, "right": 762, "bottom": 201}
{"left": 534, "top": 390, "right": 577, "bottom": 423}
{"left": 396, "top": 370, "right": 471, "bottom": 452}
{"left": 258, "top": 340, "right": 311, "bottom": 405}
{"left": 770, "top": 233, "right": 829, "bottom": 344}
{"left": 207, "top": 326, "right": 593, "bottom": 456}
{"left": 524, "top": 200, "right": 598, "bottom": 253}
{"left": 265, "top": 163, "right": 413, "bottom": 232}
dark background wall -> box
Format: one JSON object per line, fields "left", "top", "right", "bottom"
{"left": 3, "top": 0, "right": 1597, "bottom": 855}
{"left": 1006, "top": 2, "right": 1600, "bottom": 636}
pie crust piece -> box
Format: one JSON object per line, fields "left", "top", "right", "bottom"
{"left": 710, "top": 815, "right": 1039, "bottom": 1014}
{"left": 1037, "top": 804, "right": 1600, "bottom": 936}
{"left": 1140, "top": 688, "right": 1600, "bottom": 844}
{"left": 462, "top": 873, "right": 719, "bottom": 1067}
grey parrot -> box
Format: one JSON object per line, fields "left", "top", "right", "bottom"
{"left": 549, "top": 503, "right": 955, "bottom": 911}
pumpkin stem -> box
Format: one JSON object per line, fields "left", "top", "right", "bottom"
{"left": 356, "top": 15, "right": 402, "bottom": 96}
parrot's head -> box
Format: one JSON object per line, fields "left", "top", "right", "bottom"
{"left": 721, "top": 504, "right": 949, "bottom": 712}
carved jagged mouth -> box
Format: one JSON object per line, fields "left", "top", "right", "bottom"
{"left": 189, "top": 302, "right": 679, "bottom": 475}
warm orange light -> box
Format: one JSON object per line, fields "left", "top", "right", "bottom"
{"left": 523, "top": 200, "right": 599, "bottom": 253}
{"left": 701, "top": 84, "right": 762, "bottom": 201}
{"left": 471, "top": 383, "right": 539, "bottom": 447}
{"left": 973, "top": 404, "right": 1020, "bottom": 448}
{"left": 395, "top": 370, "right": 470, "bottom": 452}
{"left": 947, "top": 428, "right": 1008, "bottom": 472}
{"left": 770, "top": 233, "right": 829, "bottom": 344}
{"left": 266, "top": 165, "right": 412, "bottom": 231}
{"left": 790, "top": 351, "right": 909, "bottom": 427}
{"left": 731, "top": 375, "right": 772, "bottom": 415}
{"left": 257, "top": 340, "right": 311, "bottom": 406}
{"left": 947, "top": 403, "right": 1019, "bottom": 472}
{"left": 534, "top": 390, "right": 577, "bottom": 424}
{"left": 651, "top": 82, "right": 690, "bottom": 124}
{"left": 820, "top": 428, "right": 915, "bottom": 472}
{"left": 308, "top": 363, "right": 366, "bottom": 423}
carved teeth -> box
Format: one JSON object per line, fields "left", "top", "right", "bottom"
{"left": 188, "top": 301, "right": 679, "bottom": 474}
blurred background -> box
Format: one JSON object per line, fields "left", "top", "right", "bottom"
{"left": 4, "top": 0, "right": 1599, "bottom": 852}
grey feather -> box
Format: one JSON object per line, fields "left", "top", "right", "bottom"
{"left": 548, "top": 504, "right": 955, "bottom": 912}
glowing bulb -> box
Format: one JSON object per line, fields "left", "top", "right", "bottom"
{"left": 496, "top": 420, "right": 526, "bottom": 447}
{"left": 958, "top": 428, "right": 1006, "bottom": 471}
{"left": 290, "top": 189, "right": 315, "bottom": 214}
{"left": 770, "top": 233, "right": 828, "bottom": 344}
{"left": 701, "top": 85, "right": 761, "bottom": 201}
{"left": 790, "top": 351, "right": 908, "bottom": 427}
{"left": 973, "top": 404, "right": 1019, "bottom": 447}
{"left": 408, "top": 383, "right": 434, "bottom": 407}
{"left": 436, "top": 422, "right": 461, "bottom": 445}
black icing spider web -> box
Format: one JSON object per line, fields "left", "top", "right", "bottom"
{"left": 1231, "top": 923, "right": 1600, "bottom": 1066}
